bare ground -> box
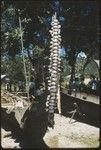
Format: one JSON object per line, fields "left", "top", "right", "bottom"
{"left": 1, "top": 113, "right": 100, "bottom": 148}
{"left": 43, "top": 114, "right": 100, "bottom": 148}
{"left": 1, "top": 90, "right": 100, "bottom": 149}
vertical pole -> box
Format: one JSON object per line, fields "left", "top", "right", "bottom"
{"left": 57, "top": 83, "right": 61, "bottom": 114}
{"left": 19, "top": 17, "right": 29, "bottom": 100}
{"left": 28, "top": 60, "right": 31, "bottom": 96}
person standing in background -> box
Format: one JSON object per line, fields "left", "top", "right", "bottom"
{"left": 29, "top": 77, "right": 36, "bottom": 101}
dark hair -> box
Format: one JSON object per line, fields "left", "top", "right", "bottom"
{"left": 75, "top": 77, "right": 79, "bottom": 81}
{"left": 92, "top": 75, "right": 95, "bottom": 79}
{"left": 90, "top": 74, "right": 93, "bottom": 78}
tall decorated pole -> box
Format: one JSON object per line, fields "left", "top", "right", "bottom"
{"left": 47, "top": 13, "right": 62, "bottom": 128}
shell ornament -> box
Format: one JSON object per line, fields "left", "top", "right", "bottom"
{"left": 47, "top": 13, "right": 62, "bottom": 128}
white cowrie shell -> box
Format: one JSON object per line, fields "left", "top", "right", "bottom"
{"left": 49, "top": 29, "right": 52, "bottom": 32}
{"left": 52, "top": 70, "right": 57, "bottom": 73}
{"left": 49, "top": 103, "right": 56, "bottom": 106}
{"left": 58, "top": 25, "right": 61, "bottom": 28}
{"left": 50, "top": 90, "right": 57, "bottom": 93}
{"left": 53, "top": 19, "right": 58, "bottom": 22}
{"left": 53, "top": 22, "right": 59, "bottom": 25}
{"left": 53, "top": 26, "right": 59, "bottom": 29}
{"left": 52, "top": 50, "right": 58, "bottom": 52}
{"left": 53, "top": 54, "right": 58, "bottom": 57}
{"left": 52, "top": 36, "right": 58, "bottom": 39}
{"left": 52, "top": 77, "right": 57, "bottom": 80}
{"left": 48, "top": 87, "right": 51, "bottom": 90}
{"left": 51, "top": 74, "right": 57, "bottom": 78}
{"left": 52, "top": 58, "right": 58, "bottom": 61}
{"left": 53, "top": 32, "right": 58, "bottom": 35}
{"left": 49, "top": 100, "right": 56, "bottom": 103}
{"left": 51, "top": 82, "right": 56, "bottom": 85}
{"left": 53, "top": 43, "right": 58, "bottom": 46}
{"left": 50, "top": 41, "right": 53, "bottom": 44}
{"left": 52, "top": 67, "right": 58, "bottom": 70}
{"left": 53, "top": 47, "right": 58, "bottom": 49}
{"left": 48, "top": 80, "right": 51, "bottom": 83}
{"left": 52, "top": 60, "right": 58, "bottom": 64}
{"left": 52, "top": 51, "right": 58, "bottom": 54}
{"left": 52, "top": 39, "right": 58, "bottom": 42}
{"left": 53, "top": 29, "right": 59, "bottom": 32}
{"left": 49, "top": 106, "right": 54, "bottom": 109}
{"left": 53, "top": 62, "right": 58, "bottom": 64}
{"left": 52, "top": 63, "right": 58, "bottom": 66}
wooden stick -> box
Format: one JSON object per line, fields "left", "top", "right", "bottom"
{"left": 57, "top": 84, "right": 61, "bottom": 114}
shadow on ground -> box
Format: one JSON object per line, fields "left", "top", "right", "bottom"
{"left": 1, "top": 108, "right": 23, "bottom": 145}
{"left": 20, "top": 102, "right": 49, "bottom": 148}
{"left": 1, "top": 93, "right": 49, "bottom": 149}
{"left": 1, "top": 92, "right": 100, "bottom": 148}
{"left": 61, "top": 93, "right": 100, "bottom": 128}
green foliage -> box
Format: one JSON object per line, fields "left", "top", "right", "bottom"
{"left": 1, "top": 56, "right": 25, "bottom": 83}
{"left": 60, "top": 56, "right": 71, "bottom": 78}
{"left": 32, "top": 45, "right": 45, "bottom": 58}
{"left": 1, "top": 1, "right": 99, "bottom": 86}
{"left": 1, "top": 1, "right": 99, "bottom": 59}
{"left": 75, "top": 57, "right": 86, "bottom": 74}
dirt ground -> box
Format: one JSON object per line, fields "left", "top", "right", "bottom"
{"left": 1, "top": 113, "right": 100, "bottom": 148}
{"left": 1, "top": 128, "right": 20, "bottom": 148}
{"left": 43, "top": 114, "right": 100, "bottom": 148}
{"left": 1, "top": 90, "right": 100, "bottom": 148}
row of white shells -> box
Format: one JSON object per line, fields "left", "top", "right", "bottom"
{"left": 48, "top": 14, "right": 61, "bottom": 111}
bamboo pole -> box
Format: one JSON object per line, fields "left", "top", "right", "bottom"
{"left": 57, "top": 84, "right": 61, "bottom": 114}
{"left": 19, "top": 17, "right": 29, "bottom": 100}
